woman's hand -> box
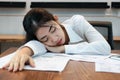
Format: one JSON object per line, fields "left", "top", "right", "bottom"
{"left": 45, "top": 45, "right": 65, "bottom": 53}
{"left": 2, "top": 47, "right": 35, "bottom": 72}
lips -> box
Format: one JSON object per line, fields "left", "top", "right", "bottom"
{"left": 57, "top": 39, "right": 62, "bottom": 45}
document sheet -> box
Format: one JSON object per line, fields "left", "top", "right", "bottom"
{"left": 95, "top": 54, "right": 120, "bottom": 73}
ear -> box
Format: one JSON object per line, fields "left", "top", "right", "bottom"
{"left": 53, "top": 15, "right": 59, "bottom": 21}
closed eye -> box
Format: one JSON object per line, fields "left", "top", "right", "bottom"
{"left": 40, "top": 25, "right": 56, "bottom": 42}
{"left": 49, "top": 25, "right": 56, "bottom": 33}
{"left": 40, "top": 36, "right": 48, "bottom": 42}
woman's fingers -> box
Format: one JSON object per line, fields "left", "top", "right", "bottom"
{"left": 29, "top": 57, "right": 35, "bottom": 67}
{"left": 13, "top": 62, "right": 19, "bottom": 72}
{"left": 7, "top": 56, "right": 20, "bottom": 72}
{"left": 8, "top": 62, "right": 14, "bottom": 71}
{"left": 2, "top": 62, "right": 10, "bottom": 69}
{"left": 19, "top": 55, "right": 28, "bottom": 71}
{"left": 19, "top": 56, "right": 35, "bottom": 71}
{"left": 2, "top": 53, "right": 34, "bottom": 72}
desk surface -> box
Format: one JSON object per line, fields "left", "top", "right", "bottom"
{"left": 0, "top": 48, "right": 120, "bottom": 80}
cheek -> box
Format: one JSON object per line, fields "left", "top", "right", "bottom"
{"left": 43, "top": 41, "right": 55, "bottom": 47}
{"left": 56, "top": 29, "right": 63, "bottom": 36}
{"left": 41, "top": 39, "right": 55, "bottom": 46}
{"left": 59, "top": 30, "right": 65, "bottom": 39}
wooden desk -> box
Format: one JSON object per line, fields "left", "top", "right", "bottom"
{"left": 0, "top": 48, "right": 120, "bottom": 80}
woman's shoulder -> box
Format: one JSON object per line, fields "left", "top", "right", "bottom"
{"left": 63, "top": 15, "right": 85, "bottom": 23}
{"left": 70, "top": 15, "right": 85, "bottom": 20}
{"left": 62, "top": 15, "right": 85, "bottom": 24}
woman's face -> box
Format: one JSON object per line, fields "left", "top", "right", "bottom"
{"left": 35, "top": 20, "right": 66, "bottom": 47}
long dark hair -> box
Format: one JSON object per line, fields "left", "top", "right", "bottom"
{"left": 23, "top": 8, "right": 55, "bottom": 42}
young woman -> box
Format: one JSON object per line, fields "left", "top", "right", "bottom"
{"left": 3, "top": 8, "right": 111, "bottom": 72}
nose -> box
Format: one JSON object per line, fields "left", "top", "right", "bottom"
{"left": 50, "top": 35, "right": 58, "bottom": 43}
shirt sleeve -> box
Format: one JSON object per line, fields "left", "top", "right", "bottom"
{"left": 65, "top": 15, "right": 111, "bottom": 55}
{"left": 20, "top": 40, "right": 47, "bottom": 56}
{"left": 65, "top": 41, "right": 110, "bottom": 55}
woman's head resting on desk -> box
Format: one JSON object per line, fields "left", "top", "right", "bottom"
{"left": 23, "top": 8, "right": 69, "bottom": 47}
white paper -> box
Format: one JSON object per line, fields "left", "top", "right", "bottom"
{"left": 25, "top": 54, "right": 70, "bottom": 72}
{"left": 66, "top": 54, "right": 108, "bottom": 62}
{"left": 0, "top": 52, "right": 70, "bottom": 72}
{"left": 95, "top": 54, "right": 120, "bottom": 73}
{"left": 44, "top": 53, "right": 109, "bottom": 62}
